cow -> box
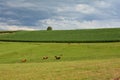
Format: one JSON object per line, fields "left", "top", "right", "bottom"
{"left": 43, "top": 56, "right": 48, "bottom": 60}
{"left": 21, "top": 59, "right": 27, "bottom": 62}
{"left": 55, "top": 56, "right": 61, "bottom": 60}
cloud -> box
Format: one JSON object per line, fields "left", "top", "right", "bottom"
{"left": 6, "top": 0, "right": 38, "bottom": 10}
{"left": 0, "top": 22, "right": 35, "bottom": 31}
{"left": 57, "top": 3, "right": 97, "bottom": 15}
{"left": 0, "top": 18, "right": 21, "bottom": 25}
{"left": 37, "top": 17, "right": 120, "bottom": 30}
{"left": 0, "top": 0, "right": 120, "bottom": 30}
{"left": 75, "top": 4, "right": 96, "bottom": 14}
{"left": 93, "top": 0, "right": 111, "bottom": 9}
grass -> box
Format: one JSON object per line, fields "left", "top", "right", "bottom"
{"left": 0, "top": 59, "right": 120, "bottom": 80}
{"left": 0, "top": 42, "right": 120, "bottom": 80}
{"left": 0, "top": 42, "right": 120, "bottom": 63}
{"left": 0, "top": 28, "right": 120, "bottom": 80}
{"left": 0, "top": 28, "right": 120, "bottom": 42}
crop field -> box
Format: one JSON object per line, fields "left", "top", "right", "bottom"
{"left": 0, "top": 42, "right": 120, "bottom": 80}
{"left": 0, "top": 28, "right": 120, "bottom": 42}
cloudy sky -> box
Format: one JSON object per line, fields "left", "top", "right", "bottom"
{"left": 0, "top": 0, "right": 120, "bottom": 30}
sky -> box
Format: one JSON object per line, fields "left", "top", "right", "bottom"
{"left": 0, "top": 0, "right": 120, "bottom": 30}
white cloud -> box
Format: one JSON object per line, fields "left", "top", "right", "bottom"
{"left": 37, "top": 18, "right": 120, "bottom": 30}
{"left": 57, "top": 7, "right": 71, "bottom": 12}
{"left": 8, "top": 26, "right": 35, "bottom": 31}
{"left": 6, "top": 20, "right": 21, "bottom": 25}
{"left": 0, "top": 0, "right": 120, "bottom": 30}
{"left": 0, "top": 18, "right": 21, "bottom": 25}
{"left": 0, "top": 22, "right": 35, "bottom": 31}
{"left": 5, "top": 0, "right": 57, "bottom": 11}
{"left": 75, "top": 4, "right": 96, "bottom": 14}
{"left": 5, "top": 1, "right": 46, "bottom": 11}
{"left": 6, "top": 1, "right": 36, "bottom": 8}
{"left": 57, "top": 4, "right": 97, "bottom": 14}
{"left": 94, "top": 1, "right": 111, "bottom": 8}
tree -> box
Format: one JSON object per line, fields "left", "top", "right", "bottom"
{"left": 47, "top": 26, "right": 52, "bottom": 31}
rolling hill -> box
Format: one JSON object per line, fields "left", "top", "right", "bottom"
{"left": 0, "top": 28, "right": 120, "bottom": 42}
{"left": 0, "top": 28, "right": 120, "bottom": 80}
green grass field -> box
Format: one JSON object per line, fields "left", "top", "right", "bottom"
{"left": 0, "top": 59, "right": 119, "bottom": 80}
{"left": 0, "top": 42, "right": 120, "bottom": 63}
{"left": 0, "top": 28, "right": 120, "bottom": 42}
{"left": 0, "top": 42, "right": 120, "bottom": 80}
{"left": 0, "top": 28, "right": 120, "bottom": 80}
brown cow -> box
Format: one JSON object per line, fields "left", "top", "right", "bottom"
{"left": 43, "top": 56, "right": 48, "bottom": 60}
{"left": 21, "top": 59, "right": 27, "bottom": 62}
{"left": 55, "top": 56, "right": 61, "bottom": 60}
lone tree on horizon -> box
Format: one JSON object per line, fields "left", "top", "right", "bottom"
{"left": 47, "top": 26, "right": 52, "bottom": 31}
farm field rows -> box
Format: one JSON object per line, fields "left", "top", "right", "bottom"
{"left": 0, "top": 42, "right": 120, "bottom": 80}
{"left": 0, "top": 28, "right": 120, "bottom": 42}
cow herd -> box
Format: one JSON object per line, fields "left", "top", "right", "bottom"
{"left": 43, "top": 56, "right": 61, "bottom": 60}
{"left": 21, "top": 55, "right": 62, "bottom": 63}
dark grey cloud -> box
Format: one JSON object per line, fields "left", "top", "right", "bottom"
{"left": 0, "top": 0, "right": 120, "bottom": 30}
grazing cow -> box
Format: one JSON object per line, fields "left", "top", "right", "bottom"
{"left": 21, "top": 59, "right": 27, "bottom": 62}
{"left": 55, "top": 56, "right": 61, "bottom": 60}
{"left": 43, "top": 56, "right": 48, "bottom": 60}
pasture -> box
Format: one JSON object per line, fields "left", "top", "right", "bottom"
{"left": 0, "top": 42, "right": 120, "bottom": 80}
{"left": 0, "top": 59, "right": 120, "bottom": 80}
{"left": 0, "top": 42, "right": 120, "bottom": 63}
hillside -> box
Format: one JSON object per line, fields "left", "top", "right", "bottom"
{"left": 0, "top": 42, "right": 120, "bottom": 63}
{"left": 0, "top": 28, "right": 120, "bottom": 42}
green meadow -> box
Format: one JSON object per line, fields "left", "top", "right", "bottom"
{"left": 0, "top": 28, "right": 120, "bottom": 80}
{"left": 0, "top": 59, "right": 119, "bottom": 80}
{"left": 0, "top": 42, "right": 120, "bottom": 63}
{"left": 0, "top": 42, "right": 120, "bottom": 80}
